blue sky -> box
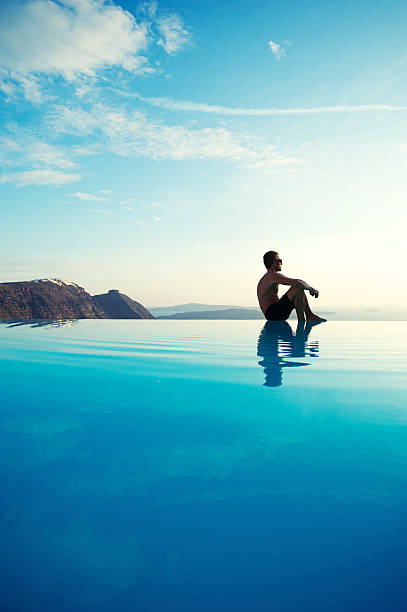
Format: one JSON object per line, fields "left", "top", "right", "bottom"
{"left": 1, "top": 0, "right": 406, "bottom": 307}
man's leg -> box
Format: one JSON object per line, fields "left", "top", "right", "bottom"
{"left": 287, "top": 286, "right": 326, "bottom": 322}
{"left": 304, "top": 294, "right": 313, "bottom": 317}
{"left": 303, "top": 294, "right": 326, "bottom": 322}
{"left": 286, "top": 286, "right": 306, "bottom": 321}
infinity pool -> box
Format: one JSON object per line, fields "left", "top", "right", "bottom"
{"left": 1, "top": 320, "right": 406, "bottom": 611}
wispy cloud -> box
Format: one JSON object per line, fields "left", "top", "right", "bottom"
{"left": 48, "top": 103, "right": 297, "bottom": 169}
{"left": 133, "top": 93, "right": 407, "bottom": 116}
{"left": 0, "top": 169, "right": 80, "bottom": 186}
{"left": 90, "top": 209, "right": 111, "bottom": 215}
{"left": 1, "top": 137, "right": 75, "bottom": 169}
{"left": 156, "top": 13, "right": 191, "bottom": 55}
{"left": 268, "top": 39, "right": 285, "bottom": 59}
{"left": 68, "top": 192, "right": 108, "bottom": 201}
{"left": 0, "top": 136, "right": 83, "bottom": 186}
{"left": 28, "top": 142, "right": 75, "bottom": 169}
{"left": 121, "top": 198, "right": 137, "bottom": 205}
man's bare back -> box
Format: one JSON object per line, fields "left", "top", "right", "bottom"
{"left": 257, "top": 271, "right": 279, "bottom": 314}
{"left": 258, "top": 251, "right": 326, "bottom": 323}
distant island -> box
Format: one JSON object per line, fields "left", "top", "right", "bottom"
{"left": 149, "top": 303, "right": 260, "bottom": 317}
{"left": 156, "top": 308, "right": 264, "bottom": 320}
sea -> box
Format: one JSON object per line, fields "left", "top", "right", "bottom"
{"left": 1, "top": 319, "right": 406, "bottom": 611}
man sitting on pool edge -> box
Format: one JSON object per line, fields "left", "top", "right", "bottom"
{"left": 257, "top": 251, "right": 327, "bottom": 323}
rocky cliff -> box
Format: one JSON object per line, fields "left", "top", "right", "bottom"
{"left": 0, "top": 280, "right": 154, "bottom": 320}
{"left": 93, "top": 289, "right": 155, "bottom": 319}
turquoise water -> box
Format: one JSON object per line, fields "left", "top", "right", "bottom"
{"left": 1, "top": 320, "right": 407, "bottom": 611}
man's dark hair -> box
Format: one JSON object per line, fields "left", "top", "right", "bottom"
{"left": 263, "top": 251, "right": 278, "bottom": 269}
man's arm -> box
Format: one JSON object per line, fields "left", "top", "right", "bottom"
{"left": 272, "top": 273, "right": 319, "bottom": 297}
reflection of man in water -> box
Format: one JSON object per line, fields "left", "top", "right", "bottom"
{"left": 257, "top": 321, "right": 319, "bottom": 387}
{"left": 257, "top": 251, "right": 326, "bottom": 323}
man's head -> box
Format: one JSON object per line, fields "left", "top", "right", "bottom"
{"left": 263, "top": 251, "right": 282, "bottom": 271}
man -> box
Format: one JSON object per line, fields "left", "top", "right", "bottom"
{"left": 257, "top": 250, "right": 327, "bottom": 322}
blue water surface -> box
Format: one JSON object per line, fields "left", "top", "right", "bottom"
{"left": 1, "top": 320, "right": 407, "bottom": 611}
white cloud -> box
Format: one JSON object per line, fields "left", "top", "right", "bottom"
{"left": 68, "top": 191, "right": 107, "bottom": 201}
{"left": 156, "top": 14, "right": 191, "bottom": 55}
{"left": 0, "top": 1, "right": 148, "bottom": 79}
{"left": 134, "top": 93, "right": 407, "bottom": 116}
{"left": 0, "top": 169, "right": 80, "bottom": 186}
{"left": 0, "top": 1, "right": 192, "bottom": 100}
{"left": 153, "top": 216, "right": 160, "bottom": 221}
{"left": 268, "top": 39, "right": 285, "bottom": 59}
{"left": 99, "top": 189, "right": 112, "bottom": 193}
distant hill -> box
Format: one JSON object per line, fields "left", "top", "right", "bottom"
{"left": 149, "top": 303, "right": 258, "bottom": 316}
{"left": 93, "top": 289, "right": 154, "bottom": 319}
{"left": 0, "top": 280, "right": 154, "bottom": 320}
{"left": 158, "top": 308, "right": 264, "bottom": 320}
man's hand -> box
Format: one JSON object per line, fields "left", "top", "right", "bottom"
{"left": 309, "top": 288, "right": 319, "bottom": 298}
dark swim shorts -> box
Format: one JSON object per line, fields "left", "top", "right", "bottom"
{"left": 264, "top": 293, "right": 294, "bottom": 321}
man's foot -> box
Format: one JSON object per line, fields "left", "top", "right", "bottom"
{"left": 306, "top": 315, "right": 327, "bottom": 323}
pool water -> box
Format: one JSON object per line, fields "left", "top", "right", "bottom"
{"left": 1, "top": 320, "right": 407, "bottom": 611}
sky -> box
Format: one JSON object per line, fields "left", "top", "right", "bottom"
{"left": 1, "top": 0, "right": 406, "bottom": 308}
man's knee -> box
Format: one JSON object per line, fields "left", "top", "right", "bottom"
{"left": 287, "top": 285, "right": 304, "bottom": 299}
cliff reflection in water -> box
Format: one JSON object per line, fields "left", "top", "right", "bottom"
{"left": 257, "top": 321, "right": 319, "bottom": 387}
{"left": 0, "top": 318, "right": 79, "bottom": 328}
